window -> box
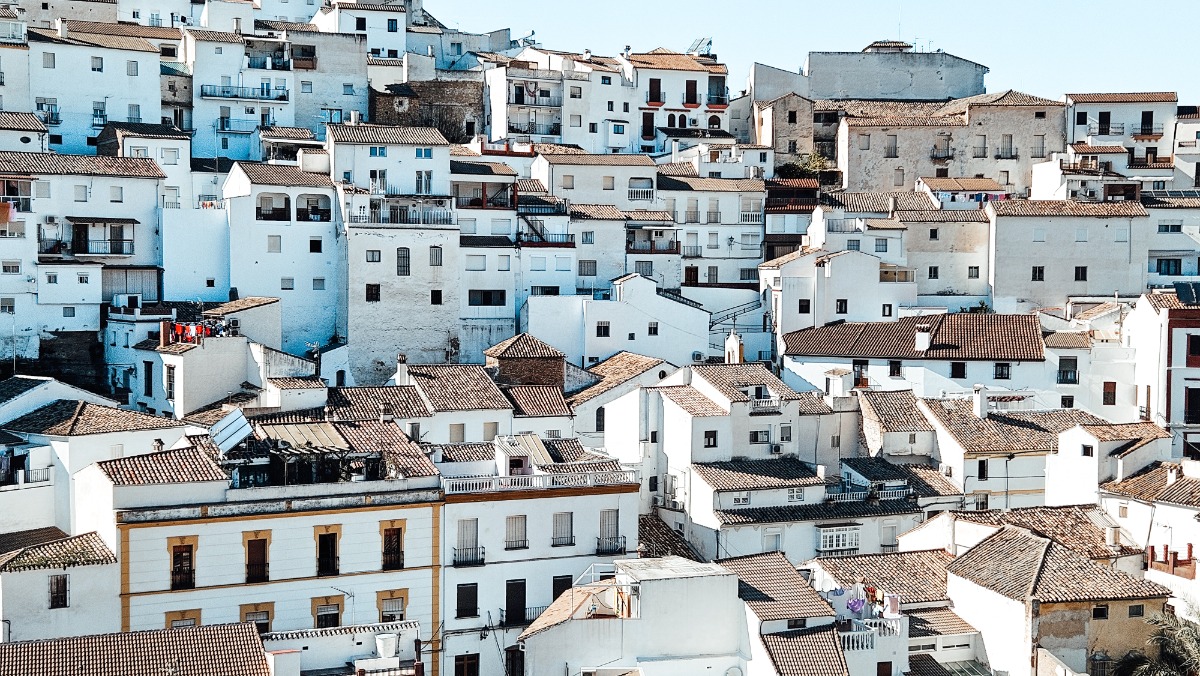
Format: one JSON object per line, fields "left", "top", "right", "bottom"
{"left": 426, "top": 245, "right": 443, "bottom": 267}
{"left": 858, "top": 134, "right": 870, "bottom": 150}
{"left": 882, "top": 303, "right": 893, "bottom": 317}
{"left": 798, "top": 299, "right": 811, "bottom": 314}
{"left": 648, "top": 322, "right": 659, "bottom": 336}
{"left": 43, "top": 52, "right": 55, "bottom": 69}
{"left": 762, "top": 530, "right": 781, "bottom": 551}
{"left": 369, "top": 146, "right": 386, "bottom": 157}
{"left": 1103, "top": 381, "right": 1117, "bottom": 406}
{"left": 465, "top": 255, "right": 485, "bottom": 271}
{"left": 91, "top": 56, "right": 103, "bottom": 72}
{"left": 613, "top": 124, "right": 625, "bottom": 134}
{"left": 301, "top": 81, "right": 313, "bottom": 93}
{"left": 578, "top": 260, "right": 597, "bottom": 276}
{"left": 835, "top": 299, "right": 847, "bottom": 314}
{"left": 62, "top": 306, "right": 75, "bottom": 318}
{"left": 315, "top": 603, "right": 341, "bottom": 628}
{"left": 1062, "top": 395, "right": 1075, "bottom": 408}
{"left": 977, "top": 458, "right": 989, "bottom": 481}
{"left": 396, "top": 247, "right": 410, "bottom": 276}
{"left": 779, "top": 424, "right": 792, "bottom": 442}
{"left": 468, "top": 290, "right": 505, "bottom": 306}
{"left": 787, "top": 487, "right": 805, "bottom": 502}
{"left": 601, "top": 76, "right": 612, "bottom": 85}
{"left": 78, "top": 273, "right": 90, "bottom": 285}
{"left": 162, "top": 148, "right": 179, "bottom": 165}
{"left": 1159, "top": 221, "right": 1184, "bottom": 233}
{"left": 929, "top": 228, "right": 939, "bottom": 240}
{"left": 818, "top": 526, "right": 859, "bottom": 553}
{"left": 74, "top": 185, "right": 87, "bottom": 202}
{"left": 831, "top": 435, "right": 841, "bottom": 448}
{"left": 950, "top": 362, "right": 966, "bottom": 379}
{"left": 143, "top": 361, "right": 153, "bottom": 397}
{"left": 308, "top": 237, "right": 322, "bottom": 253}
{"left": 893, "top": 168, "right": 904, "bottom": 186}
{"left": 872, "top": 238, "right": 887, "bottom": 253}
{"left": 561, "top": 175, "right": 574, "bottom": 190}
{"left": 847, "top": 239, "right": 860, "bottom": 251}
{"left": 552, "top": 512, "right": 574, "bottom": 546}
{"left": 312, "top": 278, "right": 325, "bottom": 291}
{"left": 1076, "top": 227, "right": 1089, "bottom": 242}
{"left": 49, "top": 574, "right": 68, "bottom": 609}
{"left": 454, "top": 654, "right": 480, "bottom": 676}
{"left": 968, "top": 266, "right": 980, "bottom": 279}
{"left": 415, "top": 147, "right": 433, "bottom": 159}
{"left": 366, "top": 249, "right": 381, "bottom": 263}
{"left": 787, "top": 110, "right": 797, "bottom": 124}
{"left": 635, "top": 261, "right": 653, "bottom": 277}
{"left": 928, "top": 266, "right": 939, "bottom": 280}
{"left": 994, "top": 363, "right": 1011, "bottom": 380}
{"left": 170, "top": 543, "right": 195, "bottom": 590}
{"left": 889, "top": 360, "right": 902, "bottom": 377}
{"left": 596, "top": 321, "right": 611, "bottom": 337}
{"left": 127, "top": 60, "right": 138, "bottom": 76}
{"left": 733, "top": 494, "right": 751, "bottom": 506}
{"left": 1075, "top": 266, "right": 1088, "bottom": 282}
{"left": 365, "top": 284, "right": 380, "bottom": 302}
{"left": 0, "top": 298, "right": 12, "bottom": 314}
{"left": 355, "top": 17, "right": 366, "bottom": 30}
{"left": 387, "top": 18, "right": 398, "bottom": 31}
{"left": 704, "top": 430, "right": 718, "bottom": 448}
{"left": 1092, "top": 605, "right": 1109, "bottom": 620}
{"left": 1081, "top": 444, "right": 1095, "bottom": 458}
{"left": 1031, "top": 266, "right": 1045, "bottom": 282}
{"left": 607, "top": 101, "right": 614, "bottom": 112}
{"left": 165, "top": 365, "right": 175, "bottom": 399}
{"left": 280, "top": 277, "right": 294, "bottom": 290}
{"left": 46, "top": 273, "right": 57, "bottom": 284}
{"left": 1129, "top": 604, "right": 1145, "bottom": 618}
{"left": 0, "top": 260, "right": 18, "bottom": 274}
{"left": 750, "top": 430, "right": 770, "bottom": 444}
{"left": 588, "top": 122, "right": 598, "bottom": 133}
{"left": 595, "top": 407, "right": 606, "bottom": 432}
{"left": 265, "top": 235, "right": 282, "bottom": 253}
{"left": 244, "top": 610, "right": 270, "bottom": 634}
{"left": 430, "top": 289, "right": 442, "bottom": 305}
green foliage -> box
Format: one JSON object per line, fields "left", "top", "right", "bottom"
{"left": 1115, "top": 612, "right": 1200, "bottom": 676}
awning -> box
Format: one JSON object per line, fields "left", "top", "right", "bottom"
{"left": 1149, "top": 250, "right": 1199, "bottom": 257}
{"left": 66, "top": 216, "right": 140, "bottom": 224}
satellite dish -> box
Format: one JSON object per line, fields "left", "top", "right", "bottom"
{"left": 210, "top": 408, "right": 252, "bottom": 455}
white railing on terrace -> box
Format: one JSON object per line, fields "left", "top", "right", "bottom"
{"left": 826, "top": 489, "right": 869, "bottom": 502}
{"left": 740, "top": 211, "right": 763, "bottom": 224}
{"left": 749, "top": 397, "right": 781, "bottom": 413}
{"left": 443, "top": 470, "right": 637, "bottom": 494}
{"left": 840, "top": 624, "right": 876, "bottom": 651}
{"left": 875, "top": 487, "right": 911, "bottom": 501}
{"left": 863, "top": 617, "right": 904, "bottom": 637}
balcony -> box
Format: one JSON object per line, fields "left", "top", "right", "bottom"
{"left": 706, "top": 210, "right": 722, "bottom": 223}
{"left": 91, "top": 114, "right": 107, "bottom": 127}
{"left": 597, "top": 535, "right": 626, "bottom": 555}
{"left": 246, "top": 56, "right": 291, "bottom": 71}
{"left": 749, "top": 397, "right": 782, "bottom": 414}
{"left": 707, "top": 94, "right": 729, "bottom": 106}
{"left": 201, "top": 85, "right": 289, "bottom": 102}
{"left": 256, "top": 207, "right": 290, "bottom": 221}
{"left": 682, "top": 245, "right": 703, "bottom": 258}
{"left": 930, "top": 146, "right": 955, "bottom": 160}
{"left": 161, "top": 201, "right": 180, "bottom": 209}
{"left": 880, "top": 544, "right": 899, "bottom": 554}
{"left": 519, "top": 231, "right": 575, "bottom": 247}
{"left": 1184, "top": 411, "right": 1200, "bottom": 425}
{"left": 292, "top": 56, "right": 317, "bottom": 70}
{"left": 995, "top": 147, "right": 1019, "bottom": 160}
{"left": 317, "top": 556, "right": 339, "bottom": 577}
{"left": 24, "top": 468, "right": 49, "bottom": 483}
{"left": 0, "top": 196, "right": 31, "bottom": 212}
{"left": 765, "top": 197, "right": 818, "bottom": 212}
{"left": 971, "top": 146, "right": 988, "bottom": 158}
{"left": 840, "top": 621, "right": 877, "bottom": 651}
{"left": 197, "top": 198, "right": 226, "bottom": 209}
{"left": 627, "top": 240, "right": 679, "bottom": 254}
{"left": 1032, "top": 146, "right": 1047, "bottom": 159}
{"left": 504, "top": 539, "right": 529, "bottom": 550}
{"left": 500, "top": 605, "right": 548, "bottom": 627}
{"left": 382, "top": 550, "right": 405, "bottom": 571}
{"left": 1131, "top": 123, "right": 1164, "bottom": 136}
{"left": 683, "top": 211, "right": 700, "bottom": 223}
{"left": 37, "top": 108, "right": 61, "bottom": 126}
{"left": 1057, "top": 370, "right": 1079, "bottom": 385}
{"left": 816, "top": 547, "right": 860, "bottom": 558}
{"left": 170, "top": 569, "right": 195, "bottom": 591}
{"left": 508, "top": 122, "right": 561, "bottom": 136}
{"left": 296, "top": 208, "right": 332, "bottom": 222}
{"left": 1088, "top": 123, "right": 1125, "bottom": 136}
{"left": 628, "top": 188, "right": 655, "bottom": 201}
{"left": 551, "top": 535, "right": 575, "bottom": 547}
{"left": 1129, "top": 155, "right": 1173, "bottom": 169}
{"left": 682, "top": 93, "right": 701, "bottom": 107}
{"left": 443, "top": 470, "right": 637, "bottom": 494}
{"left": 825, "top": 219, "right": 859, "bottom": 233}
{"left": 646, "top": 91, "right": 665, "bottom": 106}
{"left": 740, "top": 211, "right": 763, "bottom": 224}
{"left": 875, "top": 487, "right": 911, "bottom": 500}
{"left": 215, "top": 118, "right": 259, "bottom": 133}
{"left": 456, "top": 195, "right": 515, "bottom": 210}
{"left": 453, "top": 546, "right": 485, "bottom": 567}
{"left": 508, "top": 94, "right": 562, "bottom": 107}
{"left": 77, "top": 239, "right": 134, "bottom": 256}
{"left": 347, "top": 209, "right": 456, "bottom": 226}
{"left": 245, "top": 562, "right": 269, "bottom": 584}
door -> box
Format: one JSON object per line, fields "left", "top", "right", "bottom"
{"left": 881, "top": 524, "right": 897, "bottom": 551}
{"left": 317, "top": 532, "right": 338, "bottom": 575}
{"left": 505, "top": 579, "right": 526, "bottom": 625}
{"left": 852, "top": 359, "right": 869, "bottom": 388}
{"left": 641, "top": 112, "right": 655, "bottom": 140}
{"left": 1098, "top": 111, "right": 1111, "bottom": 135}
{"left": 108, "top": 224, "right": 124, "bottom": 254}
{"left": 877, "top": 662, "right": 892, "bottom": 676}
{"left": 246, "top": 538, "right": 267, "bottom": 582}
{"left": 685, "top": 79, "right": 697, "bottom": 105}
{"left": 684, "top": 266, "right": 698, "bottom": 285}
{"left": 457, "top": 518, "right": 479, "bottom": 561}
{"left": 599, "top": 508, "right": 620, "bottom": 553}
{"left": 1186, "top": 388, "right": 1200, "bottom": 424}
{"left": 513, "top": 84, "right": 524, "bottom": 105}
{"left": 72, "top": 222, "right": 88, "bottom": 254}
{"left": 648, "top": 78, "right": 661, "bottom": 103}
{"left": 1141, "top": 110, "right": 1154, "bottom": 135}
{"left": 707, "top": 266, "right": 718, "bottom": 283}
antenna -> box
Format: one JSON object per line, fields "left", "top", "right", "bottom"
{"left": 897, "top": 0, "right": 902, "bottom": 40}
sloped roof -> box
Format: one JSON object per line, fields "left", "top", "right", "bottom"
{"left": 259, "top": 126, "right": 317, "bottom": 141}
{"left": 990, "top": 200, "right": 1147, "bottom": 218}
{"left": 900, "top": 463, "right": 963, "bottom": 498}
{"left": 784, "top": 314, "right": 1045, "bottom": 361}
{"left": 716, "top": 499, "right": 920, "bottom": 525}
{"left": 693, "top": 363, "right": 801, "bottom": 402}
{"left": 4, "top": 400, "right": 183, "bottom": 436}
{"left": 918, "top": 177, "right": 1005, "bottom": 192}
{"left": 760, "top": 626, "right": 849, "bottom": 676}
{"left": 202, "top": 296, "right": 279, "bottom": 317}
{"left": 814, "top": 549, "right": 956, "bottom": 604}
{"left": 326, "top": 124, "right": 449, "bottom": 146}
{"left": 408, "top": 365, "right": 510, "bottom": 411}
{"left": 0, "top": 152, "right": 165, "bottom": 179}
{"left": 0, "top": 532, "right": 116, "bottom": 572}
{"left": 638, "top": 514, "right": 702, "bottom": 560}
{"left": 819, "top": 191, "right": 935, "bottom": 212}
{"left": 859, "top": 390, "right": 934, "bottom": 432}
{"left": 657, "top": 175, "right": 765, "bottom": 192}
{"left": 64, "top": 20, "right": 183, "bottom": 40}
{"left": 236, "top": 162, "right": 334, "bottom": 188}
{"left": 841, "top": 456, "right": 909, "bottom": 482}
{"left": 657, "top": 385, "right": 727, "bottom": 416}
{"left": 946, "top": 526, "right": 1169, "bottom": 602}
{"left": 950, "top": 504, "right": 1141, "bottom": 559}
{"left": 0, "top": 375, "right": 49, "bottom": 403}
{"left": 718, "top": 551, "right": 834, "bottom": 620}
{"left": 96, "top": 448, "right": 227, "bottom": 486}
{"left": 1101, "top": 462, "right": 1200, "bottom": 507}
{"left": 628, "top": 49, "right": 726, "bottom": 74}
{"left": 693, "top": 458, "right": 827, "bottom": 491}
{"left": 28, "top": 27, "right": 159, "bottom": 52}
{"left": 506, "top": 385, "right": 572, "bottom": 417}
{"left": 1066, "top": 92, "right": 1177, "bottom": 103}
{"left": 450, "top": 160, "right": 518, "bottom": 176}
{"left": 0, "top": 113, "right": 48, "bottom": 134}
{"left": 906, "top": 608, "right": 977, "bottom": 637}
{"left": 567, "top": 352, "right": 666, "bottom": 406}
{"left": 922, "top": 399, "right": 1105, "bottom": 456}
{"left": 543, "top": 153, "right": 655, "bottom": 166}
{"left": 484, "top": 333, "right": 564, "bottom": 359}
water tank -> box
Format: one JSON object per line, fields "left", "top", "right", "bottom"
{"left": 376, "top": 633, "right": 399, "bottom": 659}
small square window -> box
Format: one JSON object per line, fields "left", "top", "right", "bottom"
{"left": 77, "top": 274, "right": 89, "bottom": 284}
{"left": 1129, "top": 604, "right": 1144, "bottom": 618}
{"left": 929, "top": 228, "right": 939, "bottom": 240}
{"left": 882, "top": 303, "right": 892, "bottom": 317}
{"left": 1032, "top": 266, "right": 1045, "bottom": 282}
{"left": 950, "top": 362, "right": 966, "bottom": 379}
{"left": 1075, "top": 266, "right": 1088, "bottom": 282}
{"left": 835, "top": 299, "right": 847, "bottom": 314}
{"left": 968, "top": 266, "right": 980, "bottom": 279}
{"left": 928, "top": 266, "right": 939, "bottom": 279}
{"left": 46, "top": 273, "right": 57, "bottom": 284}
{"left": 889, "top": 360, "right": 901, "bottom": 377}
{"left": 648, "top": 322, "right": 659, "bottom": 336}
{"left": 343, "top": 84, "right": 354, "bottom": 95}
{"left": 1092, "top": 605, "right": 1109, "bottom": 620}
{"left": 301, "top": 81, "right": 313, "bottom": 93}
{"left": 309, "top": 238, "right": 322, "bottom": 253}
{"left": 280, "top": 277, "right": 295, "bottom": 290}
{"left": 62, "top": 306, "right": 75, "bottom": 317}
{"left": 366, "top": 284, "right": 380, "bottom": 302}
{"left": 994, "top": 363, "right": 1011, "bottom": 380}
{"left": 431, "top": 289, "right": 442, "bottom": 305}
{"left": 798, "top": 299, "right": 811, "bottom": 314}
{"left": 1061, "top": 395, "right": 1075, "bottom": 408}
{"left": 601, "top": 76, "right": 611, "bottom": 85}
{"left": 312, "top": 278, "right": 325, "bottom": 290}
{"left": 1082, "top": 444, "right": 1094, "bottom": 457}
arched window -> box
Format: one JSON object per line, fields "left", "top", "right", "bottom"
{"left": 595, "top": 406, "right": 605, "bottom": 432}
{"left": 667, "top": 114, "right": 676, "bottom": 127}
{"left": 678, "top": 115, "right": 687, "bottom": 128}
{"left": 396, "top": 247, "right": 410, "bottom": 276}
{"left": 708, "top": 115, "right": 721, "bottom": 129}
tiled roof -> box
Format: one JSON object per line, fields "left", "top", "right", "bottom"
{"left": 0, "top": 532, "right": 116, "bottom": 572}
{"left": 784, "top": 314, "right": 1045, "bottom": 361}
{"left": 638, "top": 514, "right": 702, "bottom": 560}
{"left": 1043, "top": 331, "right": 1091, "bottom": 349}
{"left": 693, "top": 458, "right": 826, "bottom": 491}
{"left": 567, "top": 352, "right": 666, "bottom": 406}
{"left": 516, "top": 178, "right": 546, "bottom": 193}
{"left": 327, "top": 124, "right": 449, "bottom": 146}
{"left": 236, "top": 162, "right": 334, "bottom": 188}
{"left": 767, "top": 178, "right": 821, "bottom": 189}
{"left": 859, "top": 390, "right": 934, "bottom": 432}
{"left": 1074, "top": 302, "right": 1121, "bottom": 321}
{"left": 989, "top": 200, "right": 1148, "bottom": 217}
{"left": 543, "top": 153, "right": 655, "bottom": 166}
{"left": 715, "top": 498, "right": 920, "bottom": 525}
{"left": 819, "top": 191, "right": 935, "bottom": 212}
{"left": 919, "top": 177, "right": 1005, "bottom": 192}
{"left": 795, "top": 392, "right": 835, "bottom": 415}
{"left": 254, "top": 19, "right": 320, "bottom": 32}
{"left": 484, "top": 333, "right": 564, "bottom": 359}
{"left": 759, "top": 247, "right": 814, "bottom": 269}
{"left": 0, "top": 375, "right": 49, "bottom": 404}
{"left": 202, "top": 296, "right": 279, "bottom": 317}
{"left": 693, "top": 363, "right": 802, "bottom": 402}
{"left": 0, "top": 151, "right": 165, "bottom": 179}
{"left": 894, "top": 210, "right": 990, "bottom": 223}
{"left": 0, "top": 113, "right": 47, "bottom": 133}
{"left": 1101, "top": 462, "right": 1200, "bottom": 508}
{"left": 328, "top": 386, "right": 431, "bottom": 420}
{"left": 1080, "top": 421, "right": 1170, "bottom": 444}
{"left": 622, "top": 209, "right": 675, "bottom": 221}
{"left": 842, "top": 456, "right": 909, "bottom": 482}
{"left": 922, "top": 399, "right": 1105, "bottom": 456}
{"left": 946, "top": 526, "right": 1170, "bottom": 602}
{"left": 1070, "top": 143, "right": 1129, "bottom": 155}
{"left": 433, "top": 442, "right": 496, "bottom": 463}
{"left": 450, "top": 144, "right": 481, "bottom": 156}
{"left": 567, "top": 203, "right": 626, "bottom": 220}
{"left": 63, "top": 20, "right": 181, "bottom": 39}
{"left": 103, "top": 121, "right": 189, "bottom": 140}
{"left": 267, "top": 376, "right": 324, "bottom": 390}
{"left": 184, "top": 28, "right": 245, "bottom": 44}
{"left": 657, "top": 175, "right": 766, "bottom": 192}
{"left": 906, "top": 608, "right": 977, "bottom": 637}
{"left": 259, "top": 126, "right": 317, "bottom": 140}
{"left": 332, "top": 420, "right": 438, "bottom": 478}
{"left": 408, "top": 365, "right": 511, "bottom": 411}
{"left": 28, "top": 27, "right": 159, "bottom": 52}
{"left": 947, "top": 89, "right": 1063, "bottom": 109}
{"left": 900, "top": 463, "right": 963, "bottom": 498}
{"left": 1067, "top": 92, "right": 1177, "bottom": 103}
{"left": 1144, "top": 291, "right": 1188, "bottom": 311}
{"left": 845, "top": 114, "right": 966, "bottom": 128}
{"left": 657, "top": 161, "right": 699, "bottom": 177}
{"left": 813, "top": 549, "right": 955, "bottom": 604}
{"left": 760, "top": 626, "right": 849, "bottom": 676}
{"left": 628, "top": 50, "right": 727, "bottom": 74}
{"left": 717, "top": 551, "right": 834, "bottom": 620}
{"left": 0, "top": 527, "right": 68, "bottom": 557}
{"left": 0, "top": 622, "right": 271, "bottom": 676}
{"left": 506, "top": 385, "right": 572, "bottom": 417}
{"left": 519, "top": 582, "right": 612, "bottom": 640}
{"left": 450, "top": 160, "right": 517, "bottom": 176}
{"left": 1142, "top": 192, "right": 1200, "bottom": 209}
{"left": 952, "top": 505, "right": 1142, "bottom": 559}
{"left": 4, "top": 400, "right": 183, "bottom": 436}
{"left": 657, "top": 385, "right": 727, "bottom": 416}
{"left": 531, "top": 143, "right": 589, "bottom": 155}
{"left": 132, "top": 338, "right": 196, "bottom": 355}
{"left": 96, "top": 448, "right": 227, "bottom": 486}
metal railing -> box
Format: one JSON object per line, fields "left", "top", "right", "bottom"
{"left": 682, "top": 245, "right": 703, "bottom": 257}
{"left": 1129, "top": 155, "right": 1172, "bottom": 168}
{"left": 646, "top": 91, "right": 665, "bottom": 104}
{"left": 597, "top": 535, "right": 626, "bottom": 555}
{"left": 382, "top": 550, "right": 404, "bottom": 570}
{"left": 551, "top": 535, "right": 575, "bottom": 547}
{"left": 316, "top": 556, "right": 339, "bottom": 577}
{"left": 1131, "top": 123, "right": 1164, "bottom": 136}
{"left": 707, "top": 94, "right": 729, "bottom": 105}
{"left": 930, "top": 146, "right": 954, "bottom": 159}
{"left": 505, "top": 539, "right": 529, "bottom": 550}
{"left": 215, "top": 117, "right": 259, "bottom": 132}
{"left": 347, "top": 210, "right": 456, "bottom": 226}
{"left": 508, "top": 94, "right": 562, "bottom": 107}
{"left": 971, "top": 146, "right": 988, "bottom": 158}
{"left": 995, "top": 147, "right": 1019, "bottom": 159}
{"left": 816, "top": 547, "right": 860, "bottom": 558}
{"left": 508, "top": 122, "right": 561, "bottom": 136}
{"left": 1057, "top": 370, "right": 1079, "bottom": 384}
{"left": 453, "top": 547, "right": 485, "bottom": 566}
{"left": 443, "top": 470, "right": 637, "bottom": 494}
{"left": 626, "top": 240, "right": 679, "bottom": 254}
{"left": 292, "top": 56, "right": 317, "bottom": 70}
{"left": 201, "top": 85, "right": 290, "bottom": 101}
{"left": 628, "top": 188, "right": 655, "bottom": 201}
{"left": 91, "top": 114, "right": 107, "bottom": 127}
{"left": 1184, "top": 411, "right": 1200, "bottom": 425}
{"left": 455, "top": 195, "right": 514, "bottom": 209}
{"left": 1088, "top": 123, "right": 1125, "bottom": 136}
{"left": 296, "top": 208, "right": 332, "bottom": 222}
{"left": 246, "top": 562, "right": 269, "bottom": 583}
{"left": 740, "top": 211, "right": 763, "bottom": 223}
{"left": 706, "top": 210, "right": 722, "bottom": 223}
{"left": 682, "top": 93, "right": 701, "bottom": 106}
{"left": 683, "top": 210, "right": 700, "bottom": 223}
{"left": 1032, "top": 146, "right": 1047, "bottom": 159}
{"left": 256, "top": 207, "right": 290, "bottom": 221}
{"left": 170, "top": 569, "right": 195, "bottom": 590}
{"left": 79, "top": 239, "right": 134, "bottom": 255}
{"left": 500, "top": 605, "right": 548, "bottom": 627}
{"left": 880, "top": 544, "right": 899, "bottom": 554}
{"left": 24, "top": 467, "right": 49, "bottom": 483}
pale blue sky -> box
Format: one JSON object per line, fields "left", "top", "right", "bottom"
{"left": 431, "top": 0, "right": 1200, "bottom": 104}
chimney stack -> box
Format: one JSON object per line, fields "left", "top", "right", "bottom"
{"left": 582, "top": 49, "right": 592, "bottom": 61}
{"left": 888, "top": 195, "right": 898, "bottom": 217}
{"left": 1167, "top": 465, "right": 1180, "bottom": 485}
{"left": 623, "top": 45, "right": 631, "bottom": 59}
{"left": 396, "top": 353, "right": 409, "bottom": 386}
{"left": 348, "top": 110, "right": 361, "bottom": 125}
{"left": 56, "top": 18, "right": 67, "bottom": 38}
{"left": 159, "top": 320, "right": 171, "bottom": 348}
{"left": 152, "top": 438, "right": 164, "bottom": 453}
{"left": 914, "top": 324, "right": 931, "bottom": 352}
{"left": 972, "top": 385, "right": 988, "bottom": 418}
{"left": 379, "top": 403, "right": 394, "bottom": 423}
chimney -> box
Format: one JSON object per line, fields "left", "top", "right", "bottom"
{"left": 324, "top": 404, "right": 337, "bottom": 422}
{"left": 582, "top": 49, "right": 592, "bottom": 61}
{"left": 348, "top": 110, "right": 361, "bottom": 125}
{"left": 623, "top": 45, "right": 631, "bottom": 59}
{"left": 671, "top": 139, "right": 680, "bottom": 163}
{"left": 914, "top": 324, "right": 931, "bottom": 352}
{"left": 972, "top": 385, "right": 988, "bottom": 418}
{"left": 152, "top": 438, "right": 164, "bottom": 453}
{"left": 816, "top": 464, "right": 826, "bottom": 480}
{"left": 426, "top": 45, "right": 434, "bottom": 57}
{"left": 396, "top": 353, "right": 409, "bottom": 386}
{"left": 159, "top": 320, "right": 171, "bottom": 348}
{"left": 56, "top": 18, "right": 67, "bottom": 38}
{"left": 724, "top": 329, "right": 743, "bottom": 364}
{"left": 379, "top": 403, "right": 394, "bottom": 423}
{"left": 1167, "top": 465, "right": 1180, "bottom": 485}
{"left": 888, "top": 195, "right": 898, "bottom": 217}
{"left": 1105, "top": 525, "right": 1120, "bottom": 547}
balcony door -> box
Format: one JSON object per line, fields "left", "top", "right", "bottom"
{"left": 457, "top": 518, "right": 478, "bottom": 556}
{"left": 505, "top": 579, "right": 526, "bottom": 625}
{"left": 109, "top": 224, "right": 124, "bottom": 254}
{"left": 684, "top": 266, "right": 698, "bottom": 285}
{"left": 72, "top": 222, "right": 88, "bottom": 254}
{"left": 1187, "top": 388, "right": 1200, "bottom": 425}
{"left": 1097, "top": 111, "right": 1111, "bottom": 135}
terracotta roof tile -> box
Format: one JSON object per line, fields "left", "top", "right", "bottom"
{"left": 543, "top": 153, "right": 655, "bottom": 166}
{"left": 784, "top": 314, "right": 1045, "bottom": 361}
{"left": 64, "top": 20, "right": 183, "bottom": 39}
{"left": 918, "top": 177, "right": 1005, "bottom": 192}
{"left": 656, "top": 385, "right": 727, "bottom": 416}
{"left": 694, "top": 458, "right": 826, "bottom": 491}
{"left": 628, "top": 50, "right": 726, "bottom": 74}
{"left": 0, "top": 532, "right": 116, "bottom": 572}
{"left": 1142, "top": 192, "right": 1200, "bottom": 209}
{"left": 96, "top": 448, "right": 227, "bottom": 486}
{"left": 4, "top": 400, "right": 183, "bottom": 436}
{"left": 237, "top": 162, "right": 333, "bottom": 188}
{"left": 0, "top": 151, "right": 165, "bottom": 179}
{"left": 0, "top": 375, "right": 49, "bottom": 404}
{"left": 718, "top": 551, "right": 835, "bottom": 620}
{"left": 450, "top": 144, "right": 481, "bottom": 156}
{"left": 819, "top": 191, "right": 935, "bottom": 212}
{"left": 506, "top": 385, "right": 572, "bottom": 417}
{"left": 331, "top": 420, "right": 438, "bottom": 478}
{"left": 1067, "top": 92, "right": 1177, "bottom": 103}
{"left": 990, "top": 200, "right": 1147, "bottom": 217}
{"left": 408, "top": 365, "right": 510, "bottom": 411}
{"left": 906, "top": 608, "right": 977, "bottom": 637}
{"left": 1070, "top": 143, "right": 1129, "bottom": 155}
{"left": 900, "top": 463, "right": 963, "bottom": 498}
{"left": 1043, "top": 331, "right": 1091, "bottom": 349}
{"left": 657, "top": 161, "right": 699, "bottom": 177}
{"left": 767, "top": 178, "right": 821, "bottom": 189}
{"left": 693, "top": 363, "right": 802, "bottom": 402}
{"left": 813, "top": 549, "right": 955, "bottom": 604}
{"left": 431, "top": 442, "right": 495, "bottom": 462}
{"left": 0, "top": 527, "right": 68, "bottom": 556}
{"left": 516, "top": 178, "right": 546, "bottom": 193}
{"left": 895, "top": 210, "right": 991, "bottom": 223}
{"left": 327, "top": 124, "right": 449, "bottom": 146}
{"left": 254, "top": 19, "right": 320, "bottom": 32}
{"left": 922, "top": 399, "right": 1105, "bottom": 456}
{"left": 0, "top": 113, "right": 47, "bottom": 134}
{"left": 638, "top": 514, "right": 702, "bottom": 560}
{"left": 716, "top": 498, "right": 920, "bottom": 525}
{"left": 0, "top": 622, "right": 271, "bottom": 676}
{"left": 1101, "top": 462, "right": 1200, "bottom": 507}
{"left": 183, "top": 28, "right": 245, "bottom": 43}
{"left": 450, "top": 160, "right": 518, "bottom": 176}
{"left": 760, "top": 625, "right": 849, "bottom": 676}
{"left": 28, "top": 27, "right": 159, "bottom": 52}
{"left": 859, "top": 390, "right": 934, "bottom": 432}
{"left": 266, "top": 377, "right": 324, "bottom": 390}
{"left": 258, "top": 126, "right": 317, "bottom": 140}
{"left": 1074, "top": 302, "right": 1122, "bottom": 321}
{"left": 946, "top": 526, "right": 1170, "bottom": 602}
{"left": 568, "top": 203, "right": 625, "bottom": 220}
{"left": 202, "top": 296, "right": 279, "bottom": 317}
{"left": 842, "top": 456, "right": 909, "bottom": 482}
{"left": 657, "top": 175, "right": 766, "bottom": 192}
{"left": 567, "top": 352, "right": 666, "bottom": 406}
{"left": 484, "top": 333, "right": 564, "bottom": 359}
{"left": 951, "top": 505, "right": 1141, "bottom": 559}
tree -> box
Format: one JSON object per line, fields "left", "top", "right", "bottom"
{"left": 1114, "top": 611, "right": 1200, "bottom": 676}
{"left": 775, "top": 153, "right": 828, "bottom": 179}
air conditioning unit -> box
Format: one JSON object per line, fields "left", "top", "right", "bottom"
{"left": 689, "top": 118, "right": 698, "bottom": 127}
{"left": 228, "top": 318, "right": 241, "bottom": 336}
{"left": 691, "top": 351, "right": 705, "bottom": 363}
{"left": 45, "top": 215, "right": 56, "bottom": 224}
{"left": 770, "top": 444, "right": 782, "bottom": 455}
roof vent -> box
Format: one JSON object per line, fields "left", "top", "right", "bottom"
{"left": 914, "top": 324, "right": 932, "bottom": 352}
